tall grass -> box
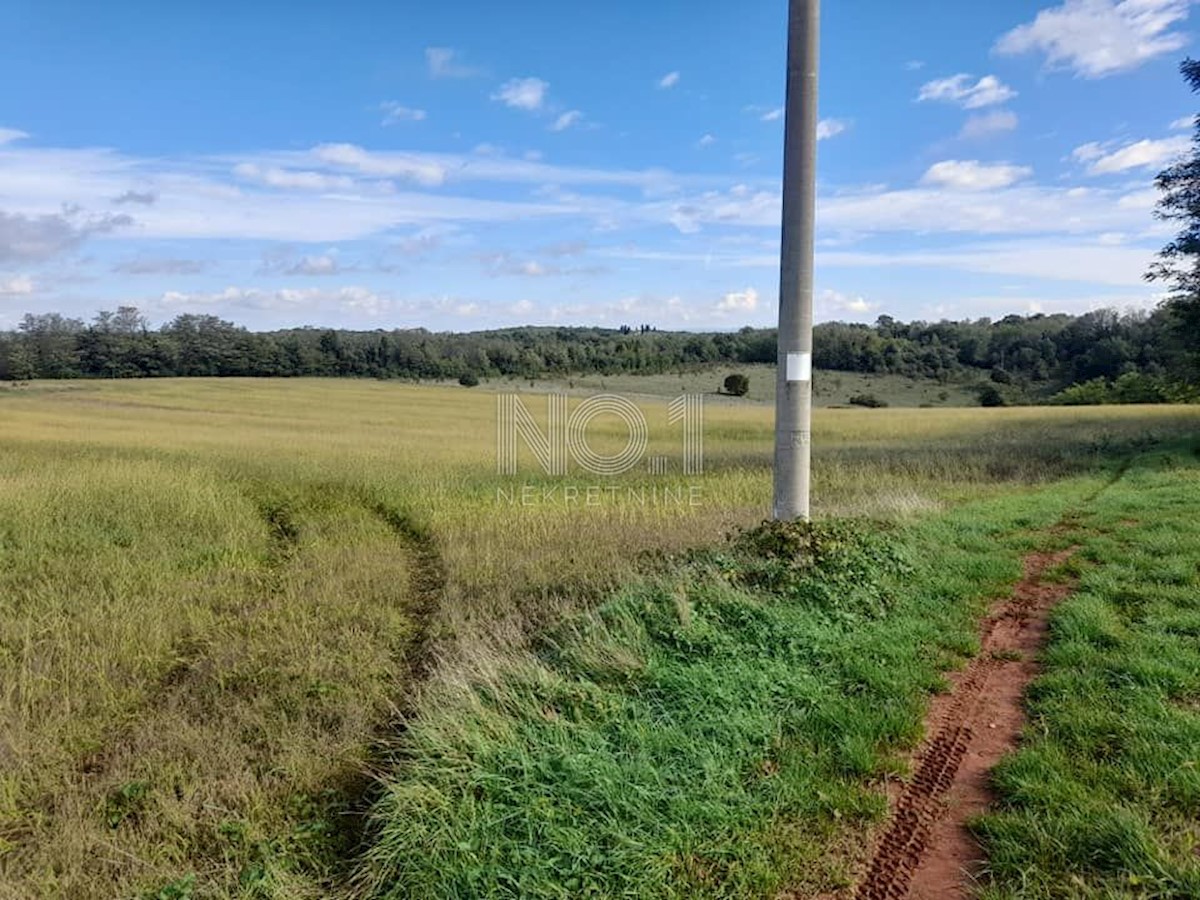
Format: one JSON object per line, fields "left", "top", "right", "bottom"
{"left": 0, "top": 379, "right": 1196, "bottom": 897}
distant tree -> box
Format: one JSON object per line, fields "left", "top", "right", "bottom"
{"left": 723, "top": 373, "right": 750, "bottom": 396}
{"left": 990, "top": 367, "right": 1013, "bottom": 384}
{"left": 1149, "top": 59, "right": 1200, "bottom": 342}
{"left": 458, "top": 373, "right": 480, "bottom": 387}
{"left": 3, "top": 337, "right": 36, "bottom": 380}
{"left": 978, "top": 384, "right": 1006, "bottom": 407}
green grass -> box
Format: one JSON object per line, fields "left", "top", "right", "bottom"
{"left": 354, "top": 452, "right": 1200, "bottom": 899}
{"left": 974, "top": 448, "right": 1200, "bottom": 899}
{"left": 0, "top": 379, "right": 1197, "bottom": 898}
{"left": 470, "top": 364, "right": 985, "bottom": 408}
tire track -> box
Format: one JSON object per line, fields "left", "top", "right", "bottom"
{"left": 365, "top": 500, "right": 446, "bottom": 696}
{"left": 853, "top": 546, "right": 1079, "bottom": 900}
{"left": 852, "top": 457, "right": 1138, "bottom": 900}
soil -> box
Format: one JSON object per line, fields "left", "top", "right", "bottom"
{"left": 852, "top": 547, "right": 1078, "bottom": 900}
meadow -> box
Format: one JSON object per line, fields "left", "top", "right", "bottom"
{"left": 0, "top": 378, "right": 1197, "bottom": 899}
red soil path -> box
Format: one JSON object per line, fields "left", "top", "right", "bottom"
{"left": 852, "top": 547, "right": 1077, "bottom": 900}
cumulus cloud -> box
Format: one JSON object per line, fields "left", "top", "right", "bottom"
{"left": 995, "top": 0, "right": 1192, "bottom": 78}
{"left": 0, "top": 128, "right": 28, "bottom": 146}
{"left": 716, "top": 287, "right": 759, "bottom": 312}
{"left": 492, "top": 77, "right": 549, "bottom": 112}
{"left": 761, "top": 107, "right": 784, "bottom": 122}
{"left": 960, "top": 110, "right": 1019, "bottom": 139}
{"left": 0, "top": 209, "right": 133, "bottom": 263}
{"left": 379, "top": 102, "right": 427, "bottom": 125}
{"left": 426, "top": 47, "right": 477, "bottom": 79}
{"left": 918, "top": 74, "right": 1017, "bottom": 109}
{"left": 921, "top": 159, "right": 1033, "bottom": 191}
{"left": 819, "top": 288, "right": 877, "bottom": 317}
{"left": 1073, "top": 136, "right": 1189, "bottom": 174}
{"left": 818, "top": 118, "right": 850, "bottom": 140}
{"left": 550, "top": 110, "right": 583, "bottom": 132}
{"left": 0, "top": 274, "right": 34, "bottom": 295}
{"left": 697, "top": 133, "right": 717, "bottom": 148}
{"left": 658, "top": 71, "right": 681, "bottom": 89}
{"left": 1171, "top": 115, "right": 1196, "bottom": 130}
{"left": 259, "top": 246, "right": 345, "bottom": 276}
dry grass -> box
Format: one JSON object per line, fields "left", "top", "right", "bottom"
{"left": 0, "top": 378, "right": 1195, "bottom": 898}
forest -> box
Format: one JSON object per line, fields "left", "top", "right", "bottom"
{"left": 0, "top": 303, "right": 1195, "bottom": 403}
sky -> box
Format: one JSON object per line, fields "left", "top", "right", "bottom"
{"left": 0, "top": 0, "right": 1196, "bottom": 332}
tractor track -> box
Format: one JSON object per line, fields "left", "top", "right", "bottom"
{"left": 852, "top": 545, "right": 1078, "bottom": 900}
{"left": 851, "top": 459, "right": 1138, "bottom": 900}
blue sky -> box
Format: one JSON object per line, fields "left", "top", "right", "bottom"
{"left": 0, "top": 0, "right": 1195, "bottom": 331}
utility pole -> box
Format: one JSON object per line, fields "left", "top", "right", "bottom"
{"left": 773, "top": 0, "right": 820, "bottom": 521}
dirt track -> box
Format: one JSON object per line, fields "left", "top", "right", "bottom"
{"left": 853, "top": 547, "right": 1078, "bottom": 900}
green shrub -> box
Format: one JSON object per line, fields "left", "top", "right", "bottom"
{"left": 723, "top": 373, "right": 750, "bottom": 397}
{"left": 849, "top": 393, "right": 887, "bottom": 408}
{"left": 978, "top": 385, "right": 1006, "bottom": 407}
{"left": 458, "top": 373, "right": 480, "bottom": 388}
{"left": 711, "top": 519, "right": 910, "bottom": 619}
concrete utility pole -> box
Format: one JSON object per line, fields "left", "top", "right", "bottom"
{"left": 773, "top": 0, "right": 820, "bottom": 521}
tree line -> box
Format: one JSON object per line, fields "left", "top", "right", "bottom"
{"left": 0, "top": 304, "right": 1194, "bottom": 402}
{"left": 5, "top": 58, "right": 1200, "bottom": 400}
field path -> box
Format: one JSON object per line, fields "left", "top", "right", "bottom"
{"left": 852, "top": 545, "right": 1078, "bottom": 900}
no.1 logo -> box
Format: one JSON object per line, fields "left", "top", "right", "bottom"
{"left": 497, "top": 393, "right": 704, "bottom": 477}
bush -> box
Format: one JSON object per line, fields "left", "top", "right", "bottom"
{"left": 990, "top": 368, "right": 1013, "bottom": 384}
{"left": 1051, "top": 373, "right": 1199, "bottom": 406}
{"left": 849, "top": 393, "right": 887, "bottom": 408}
{"left": 978, "top": 385, "right": 1006, "bottom": 407}
{"left": 458, "top": 373, "right": 480, "bottom": 387}
{"left": 723, "top": 373, "right": 750, "bottom": 397}
{"left": 714, "top": 519, "right": 910, "bottom": 618}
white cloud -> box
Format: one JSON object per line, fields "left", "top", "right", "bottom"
{"left": 550, "top": 110, "right": 583, "bottom": 132}
{"left": 995, "top": 0, "right": 1192, "bottom": 78}
{"left": 818, "top": 118, "right": 849, "bottom": 140}
{"left": 233, "top": 163, "right": 357, "bottom": 191}
{"left": 0, "top": 128, "right": 29, "bottom": 146}
{"left": 426, "top": 47, "right": 477, "bottom": 79}
{"left": 379, "top": 102, "right": 427, "bottom": 125}
{"left": 492, "top": 77, "right": 549, "bottom": 112}
{"left": 0, "top": 274, "right": 34, "bottom": 295}
{"left": 761, "top": 107, "right": 784, "bottom": 122}
{"left": 819, "top": 288, "right": 877, "bottom": 317}
{"left": 288, "top": 255, "right": 340, "bottom": 276}
{"left": 1172, "top": 115, "right": 1195, "bottom": 130}
{"left": 716, "top": 287, "right": 759, "bottom": 312}
{"left": 154, "top": 285, "right": 392, "bottom": 318}
{"left": 1073, "top": 136, "right": 1189, "bottom": 174}
{"left": 819, "top": 241, "right": 1158, "bottom": 288}
{"left": 905, "top": 60, "right": 926, "bottom": 71}
{"left": 309, "top": 144, "right": 447, "bottom": 186}
{"left": 921, "top": 159, "right": 1033, "bottom": 191}
{"left": 960, "top": 110, "right": 1019, "bottom": 139}
{"left": 918, "top": 74, "right": 1017, "bottom": 109}
{"left": 0, "top": 209, "right": 133, "bottom": 262}
{"left": 658, "top": 71, "right": 681, "bottom": 89}
{"left": 697, "top": 133, "right": 717, "bottom": 148}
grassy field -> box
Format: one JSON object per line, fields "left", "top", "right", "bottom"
{"left": 0, "top": 378, "right": 1197, "bottom": 898}
{"left": 468, "top": 364, "right": 985, "bottom": 408}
